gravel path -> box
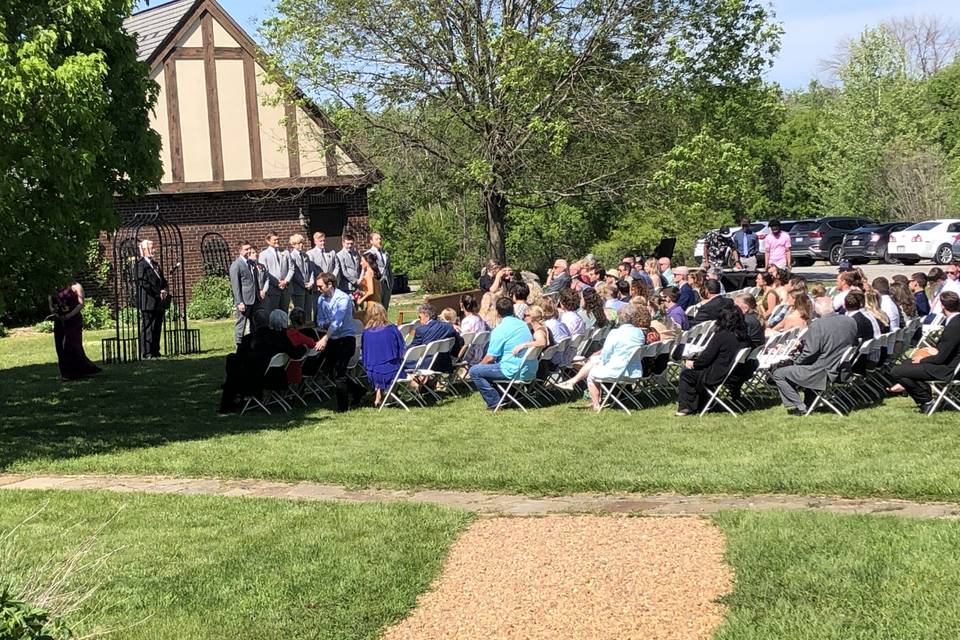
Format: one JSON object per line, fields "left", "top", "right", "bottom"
{"left": 383, "top": 516, "right": 731, "bottom": 640}
{"left": 2, "top": 473, "right": 959, "bottom": 519}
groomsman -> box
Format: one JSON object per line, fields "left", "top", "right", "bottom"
{"left": 336, "top": 233, "right": 361, "bottom": 294}
{"left": 228, "top": 241, "right": 260, "bottom": 345}
{"left": 134, "top": 239, "right": 168, "bottom": 358}
{"left": 287, "top": 233, "right": 315, "bottom": 314}
{"left": 368, "top": 232, "right": 394, "bottom": 310}
{"left": 260, "top": 232, "right": 293, "bottom": 312}
{"left": 306, "top": 232, "right": 339, "bottom": 321}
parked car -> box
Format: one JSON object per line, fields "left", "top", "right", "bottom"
{"left": 888, "top": 219, "right": 960, "bottom": 265}
{"left": 840, "top": 221, "right": 913, "bottom": 264}
{"left": 693, "top": 221, "right": 791, "bottom": 266}
{"left": 789, "top": 216, "right": 874, "bottom": 266}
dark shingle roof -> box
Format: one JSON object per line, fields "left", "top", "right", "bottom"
{"left": 124, "top": 0, "right": 197, "bottom": 63}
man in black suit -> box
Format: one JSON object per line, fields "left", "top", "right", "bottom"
{"left": 890, "top": 291, "right": 960, "bottom": 412}
{"left": 690, "top": 279, "right": 734, "bottom": 327}
{"left": 135, "top": 239, "right": 168, "bottom": 358}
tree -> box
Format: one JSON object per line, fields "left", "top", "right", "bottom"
{"left": 0, "top": 0, "right": 161, "bottom": 318}
{"left": 262, "top": 0, "right": 780, "bottom": 263}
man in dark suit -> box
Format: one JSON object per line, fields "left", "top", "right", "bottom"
{"left": 368, "top": 232, "right": 394, "bottom": 310}
{"left": 890, "top": 291, "right": 960, "bottom": 412}
{"left": 135, "top": 239, "right": 168, "bottom": 359}
{"left": 408, "top": 303, "right": 463, "bottom": 374}
{"left": 287, "top": 233, "right": 315, "bottom": 314}
{"left": 690, "top": 280, "right": 734, "bottom": 326}
{"left": 844, "top": 291, "right": 879, "bottom": 341}
{"left": 229, "top": 241, "right": 260, "bottom": 346}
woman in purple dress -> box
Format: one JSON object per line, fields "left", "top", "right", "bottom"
{"left": 360, "top": 302, "right": 406, "bottom": 406}
{"left": 49, "top": 282, "right": 102, "bottom": 380}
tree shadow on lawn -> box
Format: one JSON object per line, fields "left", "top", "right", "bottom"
{"left": 0, "top": 353, "right": 326, "bottom": 470}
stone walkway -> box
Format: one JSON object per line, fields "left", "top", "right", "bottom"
{"left": 2, "top": 473, "right": 958, "bottom": 519}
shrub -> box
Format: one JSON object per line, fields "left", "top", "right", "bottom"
{"left": 187, "top": 276, "right": 234, "bottom": 320}
{"left": 82, "top": 299, "right": 112, "bottom": 331}
{"left": 0, "top": 587, "right": 73, "bottom": 640}
{"left": 0, "top": 324, "right": 7, "bottom": 338}
{"left": 33, "top": 320, "right": 54, "bottom": 334}
{"left": 420, "top": 265, "right": 475, "bottom": 294}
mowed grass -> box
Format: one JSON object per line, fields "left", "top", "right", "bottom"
{"left": 0, "top": 489, "right": 471, "bottom": 640}
{"left": 3, "top": 319, "right": 960, "bottom": 500}
{"left": 714, "top": 510, "right": 960, "bottom": 639}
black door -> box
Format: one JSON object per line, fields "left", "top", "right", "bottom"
{"left": 308, "top": 204, "right": 347, "bottom": 251}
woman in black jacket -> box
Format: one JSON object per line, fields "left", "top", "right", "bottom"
{"left": 676, "top": 307, "right": 751, "bottom": 416}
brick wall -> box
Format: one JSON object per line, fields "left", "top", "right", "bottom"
{"left": 100, "top": 187, "right": 370, "bottom": 304}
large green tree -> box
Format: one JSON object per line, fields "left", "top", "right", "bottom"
{"left": 0, "top": 0, "right": 161, "bottom": 318}
{"left": 262, "top": 0, "right": 780, "bottom": 264}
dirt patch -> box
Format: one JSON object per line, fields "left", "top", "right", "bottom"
{"left": 383, "top": 515, "right": 731, "bottom": 640}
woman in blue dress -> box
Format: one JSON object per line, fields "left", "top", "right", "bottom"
{"left": 361, "top": 302, "right": 406, "bottom": 406}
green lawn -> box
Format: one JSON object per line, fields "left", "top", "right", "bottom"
{"left": 2, "top": 320, "right": 959, "bottom": 501}
{"left": 714, "top": 510, "right": 960, "bottom": 639}
{"left": 0, "top": 489, "right": 471, "bottom": 640}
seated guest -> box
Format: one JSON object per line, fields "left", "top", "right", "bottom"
{"left": 890, "top": 282, "right": 917, "bottom": 321}
{"left": 706, "top": 266, "right": 726, "bottom": 294}
{"left": 604, "top": 282, "right": 630, "bottom": 314}
{"left": 658, "top": 257, "right": 674, "bottom": 286}
{"left": 771, "top": 312, "right": 858, "bottom": 414}
{"left": 690, "top": 280, "right": 735, "bottom": 326}
{"left": 889, "top": 292, "right": 960, "bottom": 412}
{"left": 734, "top": 293, "right": 765, "bottom": 348}
{"left": 872, "top": 277, "right": 902, "bottom": 330}
{"left": 833, "top": 271, "right": 862, "bottom": 313}
{"left": 408, "top": 303, "right": 463, "bottom": 373}
{"left": 542, "top": 297, "right": 572, "bottom": 366}
{"left": 360, "top": 302, "right": 407, "bottom": 407}
{"left": 543, "top": 259, "right": 571, "bottom": 295}
{"left": 579, "top": 287, "right": 608, "bottom": 330}
{"left": 864, "top": 290, "right": 891, "bottom": 334}
{"left": 556, "top": 305, "right": 647, "bottom": 403}
{"left": 674, "top": 267, "right": 696, "bottom": 309}
{"left": 675, "top": 308, "right": 751, "bottom": 416}
{"left": 756, "top": 272, "right": 781, "bottom": 321}
{"left": 510, "top": 281, "right": 530, "bottom": 320}
{"left": 512, "top": 305, "right": 553, "bottom": 378}
{"left": 661, "top": 287, "right": 690, "bottom": 331}
{"left": 688, "top": 270, "right": 707, "bottom": 304}
{"left": 810, "top": 283, "right": 834, "bottom": 318}
{"left": 218, "top": 309, "right": 307, "bottom": 413}
{"left": 440, "top": 307, "right": 460, "bottom": 327}
{"left": 468, "top": 298, "right": 536, "bottom": 409}
{"left": 285, "top": 308, "right": 318, "bottom": 385}
{"left": 629, "top": 278, "right": 651, "bottom": 304}
{"left": 238, "top": 308, "right": 273, "bottom": 352}
{"left": 459, "top": 293, "right": 489, "bottom": 365}
{"left": 644, "top": 257, "right": 664, "bottom": 290}
{"left": 558, "top": 288, "right": 587, "bottom": 337}
{"left": 617, "top": 262, "right": 633, "bottom": 283}
{"left": 771, "top": 287, "right": 813, "bottom": 333}
{"left": 844, "top": 290, "right": 880, "bottom": 341}
{"left": 910, "top": 272, "right": 931, "bottom": 316}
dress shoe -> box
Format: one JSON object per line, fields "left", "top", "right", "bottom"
{"left": 918, "top": 402, "right": 935, "bottom": 414}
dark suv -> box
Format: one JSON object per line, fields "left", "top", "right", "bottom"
{"left": 841, "top": 221, "right": 913, "bottom": 264}
{"left": 790, "top": 216, "right": 875, "bottom": 266}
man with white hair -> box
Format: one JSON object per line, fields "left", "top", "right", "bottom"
{"left": 542, "top": 258, "right": 571, "bottom": 295}
{"left": 135, "top": 238, "right": 168, "bottom": 358}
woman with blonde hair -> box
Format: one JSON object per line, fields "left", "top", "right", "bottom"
{"left": 360, "top": 302, "right": 406, "bottom": 406}
{"left": 771, "top": 287, "right": 813, "bottom": 333}
{"left": 644, "top": 257, "right": 663, "bottom": 290}
{"left": 810, "top": 283, "right": 833, "bottom": 318}
{"left": 512, "top": 305, "right": 554, "bottom": 378}
{"left": 864, "top": 290, "right": 891, "bottom": 333}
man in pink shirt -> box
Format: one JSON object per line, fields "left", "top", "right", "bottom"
{"left": 764, "top": 219, "right": 792, "bottom": 268}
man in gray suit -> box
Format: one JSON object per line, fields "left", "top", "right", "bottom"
{"left": 229, "top": 241, "right": 260, "bottom": 345}
{"left": 336, "top": 233, "right": 361, "bottom": 294}
{"left": 772, "top": 313, "right": 859, "bottom": 414}
{"left": 306, "top": 232, "right": 339, "bottom": 322}
{"left": 368, "top": 232, "right": 394, "bottom": 309}
{"left": 287, "top": 233, "right": 314, "bottom": 314}
{"left": 259, "top": 232, "right": 294, "bottom": 312}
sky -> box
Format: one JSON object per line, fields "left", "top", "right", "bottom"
{"left": 139, "top": 0, "right": 960, "bottom": 89}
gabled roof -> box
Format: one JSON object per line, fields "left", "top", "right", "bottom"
{"left": 124, "top": 0, "right": 198, "bottom": 62}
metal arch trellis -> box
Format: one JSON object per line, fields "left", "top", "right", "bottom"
{"left": 200, "top": 232, "right": 231, "bottom": 277}
{"left": 101, "top": 207, "right": 201, "bottom": 363}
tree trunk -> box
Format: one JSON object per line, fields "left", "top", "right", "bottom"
{"left": 483, "top": 189, "right": 507, "bottom": 265}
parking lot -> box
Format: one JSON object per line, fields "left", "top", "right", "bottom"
{"left": 790, "top": 261, "right": 931, "bottom": 283}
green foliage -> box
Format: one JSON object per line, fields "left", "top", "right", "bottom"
{"left": 187, "top": 277, "right": 234, "bottom": 320}
{"left": 0, "top": 325, "right": 6, "bottom": 338}
{"left": 505, "top": 202, "right": 606, "bottom": 273}
{"left": 32, "top": 321, "right": 54, "bottom": 334}
{"left": 0, "top": 586, "right": 72, "bottom": 640}
{"left": 82, "top": 299, "right": 112, "bottom": 331}
{"left": 420, "top": 265, "right": 476, "bottom": 295}
{"left": 0, "top": 0, "right": 162, "bottom": 319}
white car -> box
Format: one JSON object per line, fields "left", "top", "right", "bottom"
{"left": 888, "top": 219, "right": 960, "bottom": 265}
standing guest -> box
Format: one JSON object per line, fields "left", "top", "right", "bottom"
{"left": 478, "top": 259, "right": 500, "bottom": 293}
{"left": 558, "top": 288, "right": 586, "bottom": 338}
{"left": 733, "top": 293, "right": 764, "bottom": 348}
{"left": 578, "top": 287, "right": 608, "bottom": 331}
{"left": 284, "top": 308, "right": 317, "bottom": 385}
{"left": 662, "top": 287, "right": 690, "bottom": 331}
{"left": 408, "top": 303, "right": 463, "bottom": 374}
{"left": 703, "top": 226, "right": 733, "bottom": 269}
{"left": 810, "top": 283, "right": 834, "bottom": 319}
{"left": 287, "top": 234, "right": 314, "bottom": 316}
{"left": 315, "top": 272, "right": 365, "bottom": 412}
{"left": 764, "top": 219, "right": 792, "bottom": 269}
{"left": 690, "top": 280, "right": 734, "bottom": 326}
{"left": 336, "top": 234, "right": 362, "bottom": 295}
{"left": 368, "top": 232, "right": 394, "bottom": 310}
{"left": 676, "top": 308, "right": 750, "bottom": 416}
{"left": 135, "top": 239, "right": 168, "bottom": 359}
{"left": 658, "top": 257, "right": 675, "bottom": 286}
{"left": 542, "top": 259, "right": 571, "bottom": 295}
{"left": 910, "top": 272, "right": 931, "bottom": 316}
{"left": 306, "top": 232, "right": 340, "bottom": 321}
{"left": 771, "top": 287, "right": 813, "bottom": 333}
{"left": 771, "top": 311, "right": 859, "bottom": 415}
{"left": 511, "top": 281, "right": 530, "bottom": 320}
{"left": 354, "top": 252, "right": 382, "bottom": 314}
{"left": 732, "top": 217, "right": 759, "bottom": 271}
{"left": 229, "top": 242, "right": 261, "bottom": 346}
{"left": 888, "top": 292, "right": 960, "bottom": 413}
{"left": 890, "top": 282, "right": 917, "bottom": 320}
{"left": 468, "top": 298, "right": 536, "bottom": 409}
{"left": 361, "top": 302, "right": 406, "bottom": 407}
{"left": 644, "top": 257, "right": 663, "bottom": 290}
{"left": 260, "top": 232, "right": 293, "bottom": 312}
{"left": 49, "top": 281, "right": 102, "bottom": 380}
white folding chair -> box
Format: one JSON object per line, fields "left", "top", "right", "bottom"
{"left": 411, "top": 337, "right": 457, "bottom": 401}
{"left": 926, "top": 360, "right": 960, "bottom": 415}
{"left": 398, "top": 321, "right": 418, "bottom": 344}
{"left": 241, "top": 353, "right": 291, "bottom": 415}
{"left": 698, "top": 347, "right": 752, "bottom": 416}
{"left": 378, "top": 344, "right": 429, "bottom": 411}
{"left": 492, "top": 346, "right": 544, "bottom": 412}
{"left": 804, "top": 346, "right": 859, "bottom": 416}
{"left": 594, "top": 344, "right": 650, "bottom": 415}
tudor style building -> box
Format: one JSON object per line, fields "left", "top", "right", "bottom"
{"left": 118, "top": 0, "right": 379, "bottom": 298}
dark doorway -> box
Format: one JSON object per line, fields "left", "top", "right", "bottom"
{"left": 308, "top": 204, "right": 347, "bottom": 250}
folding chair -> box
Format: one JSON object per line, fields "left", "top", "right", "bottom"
{"left": 284, "top": 352, "right": 310, "bottom": 407}
{"left": 698, "top": 347, "right": 753, "bottom": 416}
{"left": 410, "top": 337, "right": 457, "bottom": 402}
{"left": 492, "top": 346, "right": 544, "bottom": 412}
{"left": 804, "top": 346, "right": 859, "bottom": 416}
{"left": 593, "top": 344, "right": 649, "bottom": 415}
{"left": 926, "top": 360, "right": 960, "bottom": 415}
{"left": 398, "top": 321, "right": 418, "bottom": 344}
{"left": 300, "top": 347, "right": 331, "bottom": 401}
{"left": 241, "top": 353, "right": 291, "bottom": 415}
{"left": 378, "top": 344, "right": 429, "bottom": 411}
